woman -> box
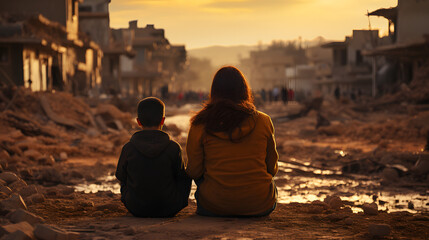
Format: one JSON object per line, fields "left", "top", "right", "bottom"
{"left": 186, "top": 66, "right": 278, "bottom": 217}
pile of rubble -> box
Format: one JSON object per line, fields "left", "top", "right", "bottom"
{"left": 0, "top": 171, "right": 81, "bottom": 239}
{"left": 0, "top": 87, "right": 136, "bottom": 238}
{"left": 0, "top": 87, "right": 135, "bottom": 172}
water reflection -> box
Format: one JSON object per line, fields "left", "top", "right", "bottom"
{"left": 75, "top": 158, "right": 429, "bottom": 213}
{"left": 75, "top": 175, "right": 120, "bottom": 194}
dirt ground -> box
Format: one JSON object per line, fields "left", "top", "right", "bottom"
{"left": 1, "top": 86, "right": 429, "bottom": 239}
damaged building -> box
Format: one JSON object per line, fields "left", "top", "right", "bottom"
{"left": 0, "top": 0, "right": 102, "bottom": 96}
{"left": 365, "top": 0, "right": 429, "bottom": 94}
{"left": 241, "top": 41, "right": 307, "bottom": 91}
{"left": 320, "top": 30, "right": 380, "bottom": 97}
{"left": 113, "top": 21, "right": 187, "bottom": 98}
{"left": 78, "top": 0, "right": 135, "bottom": 95}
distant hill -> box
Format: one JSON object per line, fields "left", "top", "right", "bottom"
{"left": 187, "top": 37, "right": 331, "bottom": 68}
{"left": 187, "top": 45, "right": 258, "bottom": 68}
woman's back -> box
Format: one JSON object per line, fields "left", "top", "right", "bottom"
{"left": 186, "top": 111, "right": 278, "bottom": 216}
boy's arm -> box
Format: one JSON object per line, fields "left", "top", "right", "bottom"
{"left": 265, "top": 117, "right": 279, "bottom": 177}
{"left": 185, "top": 124, "right": 205, "bottom": 179}
{"left": 116, "top": 143, "right": 130, "bottom": 184}
{"left": 173, "top": 144, "right": 189, "bottom": 180}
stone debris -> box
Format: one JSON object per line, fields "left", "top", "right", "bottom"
{"left": 362, "top": 203, "right": 378, "bottom": 216}
{"left": 0, "top": 221, "right": 34, "bottom": 239}
{"left": 27, "top": 193, "right": 45, "bottom": 204}
{"left": 0, "top": 149, "right": 10, "bottom": 161}
{"left": 368, "top": 224, "right": 391, "bottom": 237}
{"left": 8, "top": 179, "right": 28, "bottom": 192}
{"left": 37, "top": 155, "right": 56, "bottom": 166}
{"left": 0, "top": 193, "right": 27, "bottom": 212}
{"left": 8, "top": 209, "right": 44, "bottom": 225}
{"left": 323, "top": 195, "right": 343, "bottom": 210}
{"left": 59, "top": 152, "right": 68, "bottom": 162}
{"left": 0, "top": 179, "right": 7, "bottom": 186}
{"left": 34, "top": 224, "right": 80, "bottom": 240}
{"left": 1, "top": 229, "right": 34, "bottom": 240}
{"left": 412, "top": 153, "right": 429, "bottom": 175}
{"left": 0, "top": 185, "right": 12, "bottom": 196}
{"left": 381, "top": 167, "right": 399, "bottom": 183}
{"left": 18, "top": 185, "right": 38, "bottom": 198}
{"left": 0, "top": 172, "right": 20, "bottom": 185}
{"left": 23, "top": 149, "right": 43, "bottom": 161}
{"left": 343, "top": 217, "right": 353, "bottom": 225}
{"left": 122, "top": 226, "right": 137, "bottom": 235}
{"left": 328, "top": 196, "right": 343, "bottom": 210}
{"left": 326, "top": 213, "right": 349, "bottom": 222}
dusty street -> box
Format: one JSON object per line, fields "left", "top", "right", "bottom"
{"left": 0, "top": 87, "right": 429, "bottom": 239}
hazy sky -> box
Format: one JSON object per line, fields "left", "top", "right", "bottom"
{"left": 110, "top": 0, "right": 397, "bottom": 49}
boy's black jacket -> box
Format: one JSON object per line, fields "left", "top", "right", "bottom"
{"left": 116, "top": 130, "right": 191, "bottom": 217}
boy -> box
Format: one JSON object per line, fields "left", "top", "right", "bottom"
{"left": 116, "top": 97, "right": 191, "bottom": 217}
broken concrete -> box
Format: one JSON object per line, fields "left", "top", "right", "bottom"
{"left": 8, "top": 209, "right": 44, "bottom": 225}
{"left": 0, "top": 172, "right": 20, "bottom": 185}
{"left": 0, "top": 221, "right": 34, "bottom": 238}
{"left": 368, "top": 223, "right": 391, "bottom": 237}
{"left": 362, "top": 203, "right": 378, "bottom": 216}
{"left": 33, "top": 224, "right": 79, "bottom": 240}
{"left": 0, "top": 194, "right": 27, "bottom": 212}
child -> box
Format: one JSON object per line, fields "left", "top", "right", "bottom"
{"left": 116, "top": 97, "right": 191, "bottom": 217}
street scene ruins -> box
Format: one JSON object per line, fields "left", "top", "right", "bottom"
{"left": 0, "top": 0, "right": 429, "bottom": 239}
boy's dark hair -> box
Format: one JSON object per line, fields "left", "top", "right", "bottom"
{"left": 137, "top": 97, "right": 165, "bottom": 127}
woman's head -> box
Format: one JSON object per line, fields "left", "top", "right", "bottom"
{"left": 191, "top": 66, "right": 256, "bottom": 138}
{"left": 210, "top": 66, "right": 253, "bottom": 104}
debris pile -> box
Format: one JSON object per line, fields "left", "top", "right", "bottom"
{"left": 0, "top": 171, "right": 83, "bottom": 239}
{"left": 0, "top": 87, "right": 135, "bottom": 177}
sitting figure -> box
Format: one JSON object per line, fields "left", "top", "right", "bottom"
{"left": 116, "top": 97, "right": 191, "bottom": 217}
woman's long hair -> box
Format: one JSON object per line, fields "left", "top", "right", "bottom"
{"left": 191, "top": 66, "right": 257, "bottom": 139}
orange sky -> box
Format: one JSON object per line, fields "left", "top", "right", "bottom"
{"left": 109, "top": 0, "right": 397, "bottom": 49}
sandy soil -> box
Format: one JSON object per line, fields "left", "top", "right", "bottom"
{"left": 1, "top": 87, "right": 429, "bottom": 239}
{"left": 23, "top": 101, "right": 429, "bottom": 239}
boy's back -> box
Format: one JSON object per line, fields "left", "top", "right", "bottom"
{"left": 115, "top": 97, "right": 191, "bottom": 218}
{"left": 116, "top": 130, "right": 191, "bottom": 217}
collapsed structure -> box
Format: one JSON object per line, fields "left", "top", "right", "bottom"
{"left": 0, "top": 0, "right": 102, "bottom": 96}
{"left": 365, "top": 0, "right": 429, "bottom": 96}
{"left": 0, "top": 0, "right": 187, "bottom": 98}
{"left": 115, "top": 21, "right": 187, "bottom": 98}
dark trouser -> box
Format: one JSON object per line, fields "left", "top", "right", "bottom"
{"left": 122, "top": 177, "right": 191, "bottom": 218}
{"left": 194, "top": 178, "right": 277, "bottom": 218}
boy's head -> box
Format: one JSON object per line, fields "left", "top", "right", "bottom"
{"left": 137, "top": 97, "right": 165, "bottom": 128}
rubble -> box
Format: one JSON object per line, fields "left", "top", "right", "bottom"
{"left": 33, "top": 224, "right": 80, "bottom": 240}
{"left": 0, "top": 172, "right": 20, "bottom": 184}
{"left": 0, "top": 193, "right": 27, "bottom": 212}
{"left": 0, "top": 82, "right": 428, "bottom": 238}
{"left": 27, "top": 194, "right": 45, "bottom": 204}
{"left": 8, "top": 179, "right": 27, "bottom": 191}
{"left": 361, "top": 203, "right": 378, "bottom": 216}
{"left": 17, "top": 185, "right": 38, "bottom": 198}
{"left": 0, "top": 221, "right": 34, "bottom": 239}
{"left": 8, "top": 209, "right": 44, "bottom": 225}
{"left": 323, "top": 195, "right": 343, "bottom": 210}
{"left": 412, "top": 153, "right": 429, "bottom": 175}
{"left": 368, "top": 224, "right": 391, "bottom": 237}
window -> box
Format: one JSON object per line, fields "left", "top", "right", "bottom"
{"left": 0, "top": 47, "right": 9, "bottom": 63}
{"left": 79, "top": 6, "right": 92, "bottom": 12}
{"left": 72, "top": 0, "right": 77, "bottom": 16}
{"left": 356, "top": 50, "right": 363, "bottom": 65}
{"left": 340, "top": 49, "right": 347, "bottom": 66}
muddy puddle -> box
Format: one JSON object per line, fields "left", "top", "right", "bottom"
{"left": 74, "top": 161, "right": 429, "bottom": 214}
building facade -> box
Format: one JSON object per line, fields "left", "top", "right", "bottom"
{"left": 0, "top": 0, "right": 102, "bottom": 96}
